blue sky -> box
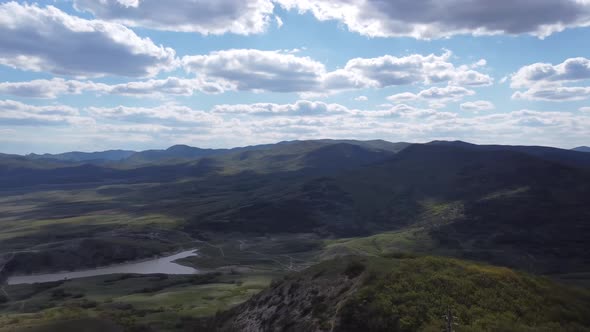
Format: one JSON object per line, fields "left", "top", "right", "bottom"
{"left": 1, "top": 0, "right": 590, "bottom": 153}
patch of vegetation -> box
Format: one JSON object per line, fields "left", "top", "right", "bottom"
{"left": 339, "top": 256, "right": 590, "bottom": 331}
{"left": 201, "top": 255, "right": 590, "bottom": 331}
{"left": 344, "top": 260, "right": 366, "bottom": 278}
{"left": 0, "top": 271, "right": 274, "bottom": 331}
{"left": 324, "top": 228, "right": 437, "bottom": 258}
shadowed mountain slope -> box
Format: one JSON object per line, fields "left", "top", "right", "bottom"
{"left": 27, "top": 150, "right": 135, "bottom": 163}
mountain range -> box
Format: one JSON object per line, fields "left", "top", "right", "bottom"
{"left": 2, "top": 139, "right": 590, "bottom": 331}
{"left": 2, "top": 139, "right": 590, "bottom": 274}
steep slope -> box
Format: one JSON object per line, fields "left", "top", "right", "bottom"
{"left": 303, "top": 143, "right": 396, "bottom": 171}
{"left": 190, "top": 143, "right": 590, "bottom": 272}
{"left": 204, "top": 255, "right": 590, "bottom": 331}
{"left": 334, "top": 144, "right": 590, "bottom": 272}
{"left": 429, "top": 140, "right": 590, "bottom": 169}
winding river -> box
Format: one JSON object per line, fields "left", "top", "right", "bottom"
{"left": 6, "top": 249, "right": 199, "bottom": 285}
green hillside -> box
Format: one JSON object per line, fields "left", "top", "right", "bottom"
{"left": 205, "top": 255, "right": 590, "bottom": 331}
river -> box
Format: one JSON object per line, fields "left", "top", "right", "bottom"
{"left": 6, "top": 249, "right": 199, "bottom": 285}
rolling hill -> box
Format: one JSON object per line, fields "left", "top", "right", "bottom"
{"left": 202, "top": 255, "right": 590, "bottom": 331}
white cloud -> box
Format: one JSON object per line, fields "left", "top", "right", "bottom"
{"left": 418, "top": 86, "right": 476, "bottom": 101}
{"left": 276, "top": 0, "right": 590, "bottom": 39}
{"left": 0, "top": 77, "right": 233, "bottom": 99}
{"left": 88, "top": 104, "right": 221, "bottom": 125}
{"left": 212, "top": 100, "right": 351, "bottom": 116}
{"left": 73, "top": 0, "right": 275, "bottom": 35}
{"left": 354, "top": 96, "right": 368, "bottom": 101}
{"left": 0, "top": 100, "right": 93, "bottom": 126}
{"left": 105, "top": 77, "right": 232, "bottom": 97}
{"left": 275, "top": 16, "right": 284, "bottom": 28}
{"left": 183, "top": 49, "right": 325, "bottom": 93}
{"left": 511, "top": 57, "right": 590, "bottom": 88}
{"left": 512, "top": 86, "right": 590, "bottom": 101}
{"left": 472, "top": 59, "right": 487, "bottom": 68}
{"left": 334, "top": 51, "right": 492, "bottom": 88}
{"left": 460, "top": 100, "right": 495, "bottom": 112}
{"left": 386, "top": 92, "right": 418, "bottom": 103}
{"left": 387, "top": 85, "right": 475, "bottom": 104}
{"left": 580, "top": 107, "right": 590, "bottom": 112}
{"left": 0, "top": 2, "right": 177, "bottom": 77}
{"left": 0, "top": 79, "right": 102, "bottom": 99}
{"left": 183, "top": 49, "right": 491, "bottom": 95}
{"left": 97, "top": 123, "right": 175, "bottom": 134}
{"left": 6, "top": 99, "right": 590, "bottom": 151}
{"left": 510, "top": 57, "right": 590, "bottom": 102}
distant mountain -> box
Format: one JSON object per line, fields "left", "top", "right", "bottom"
{"left": 0, "top": 140, "right": 404, "bottom": 187}
{"left": 123, "top": 145, "right": 229, "bottom": 165}
{"left": 428, "top": 140, "right": 590, "bottom": 169}
{"left": 0, "top": 153, "right": 73, "bottom": 170}
{"left": 28, "top": 150, "right": 135, "bottom": 162}
{"left": 573, "top": 146, "right": 590, "bottom": 153}
{"left": 7, "top": 140, "right": 411, "bottom": 169}
{"left": 203, "top": 255, "right": 590, "bottom": 331}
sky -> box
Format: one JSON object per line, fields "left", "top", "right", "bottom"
{"left": 1, "top": 0, "right": 590, "bottom": 154}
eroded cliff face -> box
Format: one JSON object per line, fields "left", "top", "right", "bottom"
{"left": 201, "top": 257, "right": 366, "bottom": 332}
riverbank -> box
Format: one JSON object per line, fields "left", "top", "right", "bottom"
{"left": 7, "top": 249, "right": 199, "bottom": 285}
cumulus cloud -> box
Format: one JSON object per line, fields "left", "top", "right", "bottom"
{"left": 510, "top": 57, "right": 590, "bottom": 102}
{"left": 183, "top": 49, "right": 491, "bottom": 95}
{"left": 7, "top": 99, "right": 590, "bottom": 150}
{"left": 73, "top": 0, "right": 275, "bottom": 35}
{"left": 206, "top": 104, "right": 589, "bottom": 148}
{"left": 387, "top": 85, "right": 475, "bottom": 104}
{"left": 97, "top": 123, "right": 175, "bottom": 134}
{"left": 418, "top": 86, "right": 476, "bottom": 101}
{"left": 460, "top": 100, "right": 495, "bottom": 112}
{"left": 354, "top": 96, "right": 368, "bottom": 101}
{"left": 580, "top": 107, "right": 590, "bottom": 112}
{"left": 0, "top": 79, "right": 102, "bottom": 99}
{"left": 511, "top": 57, "right": 590, "bottom": 88}
{"left": 0, "top": 2, "right": 177, "bottom": 77}
{"left": 88, "top": 104, "right": 221, "bottom": 125}
{"left": 386, "top": 93, "right": 418, "bottom": 103}
{"left": 362, "top": 104, "right": 457, "bottom": 120}
{"left": 183, "top": 49, "right": 325, "bottom": 93}
{"left": 0, "top": 77, "right": 233, "bottom": 99}
{"left": 333, "top": 51, "right": 492, "bottom": 89}
{"left": 212, "top": 100, "right": 351, "bottom": 116}
{"left": 276, "top": 0, "right": 590, "bottom": 39}
{"left": 512, "top": 86, "right": 590, "bottom": 101}
{"left": 0, "top": 100, "right": 93, "bottom": 126}
{"left": 106, "top": 77, "right": 232, "bottom": 97}
{"left": 0, "top": 48, "right": 472, "bottom": 98}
